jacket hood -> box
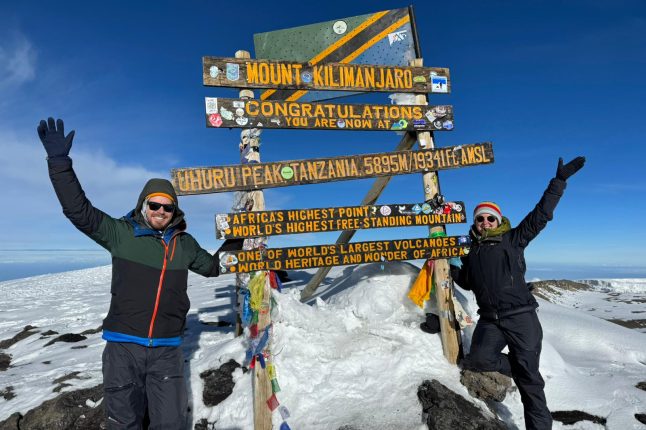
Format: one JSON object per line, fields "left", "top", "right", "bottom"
{"left": 133, "top": 178, "right": 186, "bottom": 231}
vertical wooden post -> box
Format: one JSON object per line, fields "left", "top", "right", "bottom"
{"left": 412, "top": 58, "right": 461, "bottom": 364}
{"left": 233, "top": 50, "right": 272, "bottom": 430}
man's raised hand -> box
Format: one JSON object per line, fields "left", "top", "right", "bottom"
{"left": 37, "top": 117, "right": 75, "bottom": 159}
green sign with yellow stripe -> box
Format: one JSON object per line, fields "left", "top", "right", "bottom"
{"left": 252, "top": 7, "right": 439, "bottom": 102}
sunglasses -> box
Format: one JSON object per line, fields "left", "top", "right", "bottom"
{"left": 147, "top": 201, "right": 176, "bottom": 212}
{"left": 476, "top": 215, "right": 498, "bottom": 223}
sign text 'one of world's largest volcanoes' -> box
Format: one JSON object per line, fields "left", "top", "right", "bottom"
{"left": 203, "top": 57, "right": 451, "bottom": 94}
{"left": 171, "top": 142, "right": 494, "bottom": 195}
{"left": 218, "top": 236, "right": 470, "bottom": 273}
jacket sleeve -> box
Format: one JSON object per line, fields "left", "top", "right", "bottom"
{"left": 47, "top": 156, "right": 117, "bottom": 249}
{"left": 189, "top": 238, "right": 245, "bottom": 277}
{"left": 450, "top": 257, "right": 471, "bottom": 290}
{"left": 511, "top": 177, "right": 566, "bottom": 248}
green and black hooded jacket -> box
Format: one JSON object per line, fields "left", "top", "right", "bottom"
{"left": 47, "top": 156, "right": 241, "bottom": 347}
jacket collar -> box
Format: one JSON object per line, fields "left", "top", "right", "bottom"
{"left": 125, "top": 210, "right": 181, "bottom": 243}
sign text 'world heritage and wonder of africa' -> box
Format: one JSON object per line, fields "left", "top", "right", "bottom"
{"left": 218, "top": 236, "right": 471, "bottom": 273}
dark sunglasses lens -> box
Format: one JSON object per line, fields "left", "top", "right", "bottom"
{"left": 148, "top": 202, "right": 175, "bottom": 212}
{"left": 487, "top": 216, "right": 497, "bottom": 222}
{"left": 476, "top": 215, "right": 497, "bottom": 223}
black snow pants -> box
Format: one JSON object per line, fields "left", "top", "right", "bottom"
{"left": 464, "top": 310, "right": 552, "bottom": 430}
{"left": 102, "top": 342, "right": 187, "bottom": 429}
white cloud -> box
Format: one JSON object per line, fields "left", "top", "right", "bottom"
{"left": 0, "top": 128, "right": 231, "bottom": 249}
{"left": 0, "top": 32, "right": 36, "bottom": 88}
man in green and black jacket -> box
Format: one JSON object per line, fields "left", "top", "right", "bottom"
{"left": 38, "top": 118, "right": 241, "bottom": 429}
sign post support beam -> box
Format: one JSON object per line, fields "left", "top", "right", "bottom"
{"left": 299, "top": 131, "right": 417, "bottom": 301}
{"left": 413, "top": 57, "right": 461, "bottom": 364}
{"left": 232, "top": 50, "right": 272, "bottom": 430}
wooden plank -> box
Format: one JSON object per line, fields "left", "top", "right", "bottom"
{"left": 203, "top": 57, "right": 451, "bottom": 94}
{"left": 218, "top": 236, "right": 470, "bottom": 274}
{"left": 413, "top": 56, "right": 462, "bottom": 365}
{"left": 171, "top": 142, "right": 494, "bottom": 195}
{"left": 216, "top": 201, "right": 466, "bottom": 239}
{"left": 205, "top": 97, "right": 454, "bottom": 132}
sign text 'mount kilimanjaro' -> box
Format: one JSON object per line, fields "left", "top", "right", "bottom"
{"left": 218, "top": 236, "right": 471, "bottom": 273}
{"left": 205, "top": 98, "right": 454, "bottom": 132}
{"left": 216, "top": 201, "right": 466, "bottom": 239}
{"left": 203, "top": 57, "right": 451, "bottom": 94}
{"left": 171, "top": 142, "right": 494, "bottom": 195}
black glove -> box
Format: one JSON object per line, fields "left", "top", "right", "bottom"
{"left": 556, "top": 156, "right": 585, "bottom": 181}
{"left": 37, "top": 117, "right": 75, "bottom": 159}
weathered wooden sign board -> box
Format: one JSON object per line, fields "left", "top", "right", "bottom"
{"left": 254, "top": 7, "right": 418, "bottom": 102}
{"left": 218, "top": 236, "right": 470, "bottom": 273}
{"left": 205, "top": 97, "right": 454, "bottom": 132}
{"left": 216, "top": 201, "right": 466, "bottom": 239}
{"left": 203, "top": 57, "right": 451, "bottom": 94}
{"left": 172, "top": 142, "right": 493, "bottom": 195}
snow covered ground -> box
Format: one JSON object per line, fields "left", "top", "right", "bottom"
{"left": 0, "top": 263, "right": 645, "bottom": 429}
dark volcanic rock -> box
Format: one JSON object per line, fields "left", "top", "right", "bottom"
{"left": 40, "top": 330, "right": 59, "bottom": 337}
{"left": 0, "top": 353, "right": 11, "bottom": 371}
{"left": 194, "top": 418, "right": 215, "bottom": 430}
{"left": 200, "top": 359, "right": 241, "bottom": 407}
{"left": 80, "top": 325, "right": 102, "bottom": 335}
{"left": 460, "top": 369, "right": 511, "bottom": 402}
{"left": 0, "top": 386, "right": 15, "bottom": 400}
{"left": 0, "top": 413, "right": 21, "bottom": 430}
{"left": 530, "top": 280, "right": 592, "bottom": 301}
{"left": 11, "top": 384, "right": 104, "bottom": 430}
{"left": 417, "top": 380, "right": 506, "bottom": 430}
{"left": 551, "top": 410, "right": 607, "bottom": 425}
{"left": 44, "top": 333, "right": 87, "bottom": 347}
{"left": 635, "top": 413, "right": 646, "bottom": 424}
{"left": 636, "top": 381, "right": 646, "bottom": 391}
{"left": 0, "top": 325, "right": 39, "bottom": 349}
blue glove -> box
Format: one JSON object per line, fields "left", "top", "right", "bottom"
{"left": 37, "top": 118, "right": 75, "bottom": 159}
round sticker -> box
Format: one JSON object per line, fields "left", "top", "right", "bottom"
{"left": 281, "top": 166, "right": 294, "bottom": 180}
{"left": 333, "top": 20, "right": 347, "bottom": 35}
{"left": 301, "top": 72, "right": 313, "bottom": 83}
{"left": 380, "top": 206, "right": 392, "bottom": 216}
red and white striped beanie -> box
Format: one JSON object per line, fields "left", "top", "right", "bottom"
{"left": 473, "top": 201, "right": 502, "bottom": 224}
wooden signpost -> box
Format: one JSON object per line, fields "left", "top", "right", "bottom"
{"left": 205, "top": 97, "right": 454, "bottom": 131}
{"left": 216, "top": 201, "right": 466, "bottom": 239}
{"left": 218, "top": 236, "right": 470, "bottom": 274}
{"left": 203, "top": 57, "right": 451, "bottom": 94}
{"left": 172, "top": 142, "right": 493, "bottom": 194}
{"left": 175, "top": 7, "right": 495, "bottom": 429}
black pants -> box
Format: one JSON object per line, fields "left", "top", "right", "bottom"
{"left": 102, "top": 342, "right": 187, "bottom": 429}
{"left": 465, "top": 311, "right": 552, "bottom": 430}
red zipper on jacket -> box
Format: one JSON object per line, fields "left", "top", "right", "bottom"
{"left": 147, "top": 236, "right": 177, "bottom": 346}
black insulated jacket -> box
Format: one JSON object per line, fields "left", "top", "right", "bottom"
{"left": 451, "top": 178, "right": 566, "bottom": 318}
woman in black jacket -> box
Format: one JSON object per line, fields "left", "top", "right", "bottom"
{"left": 451, "top": 156, "right": 585, "bottom": 430}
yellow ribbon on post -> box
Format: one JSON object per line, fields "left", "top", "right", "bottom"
{"left": 408, "top": 260, "right": 434, "bottom": 308}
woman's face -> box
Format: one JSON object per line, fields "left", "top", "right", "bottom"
{"left": 475, "top": 214, "right": 499, "bottom": 234}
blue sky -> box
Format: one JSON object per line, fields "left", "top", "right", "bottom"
{"left": 1, "top": 0, "right": 645, "bottom": 274}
